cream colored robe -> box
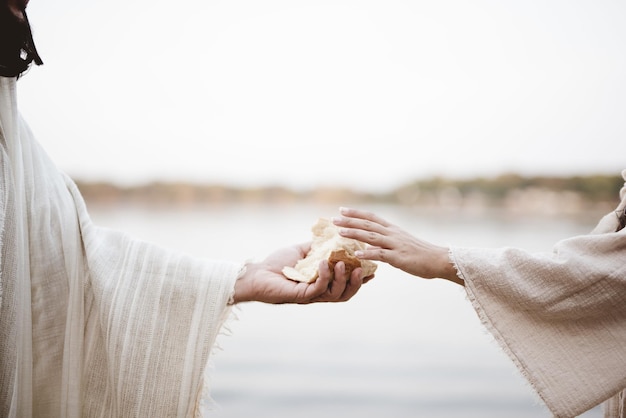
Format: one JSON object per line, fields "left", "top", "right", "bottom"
{"left": 452, "top": 171, "right": 626, "bottom": 418}
{"left": 0, "top": 76, "right": 242, "bottom": 417}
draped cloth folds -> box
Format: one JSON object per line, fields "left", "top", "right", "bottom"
{"left": 451, "top": 171, "right": 626, "bottom": 418}
{"left": 0, "top": 76, "right": 242, "bottom": 417}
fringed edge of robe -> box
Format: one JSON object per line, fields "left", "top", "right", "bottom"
{"left": 1, "top": 75, "right": 246, "bottom": 417}
{"left": 449, "top": 182, "right": 626, "bottom": 418}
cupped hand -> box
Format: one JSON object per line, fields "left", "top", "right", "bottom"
{"left": 232, "top": 242, "right": 368, "bottom": 304}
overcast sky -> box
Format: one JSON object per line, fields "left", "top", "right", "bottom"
{"left": 17, "top": 0, "right": 626, "bottom": 192}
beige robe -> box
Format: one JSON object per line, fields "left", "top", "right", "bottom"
{"left": 0, "top": 76, "right": 242, "bottom": 417}
{"left": 452, "top": 171, "right": 626, "bottom": 417}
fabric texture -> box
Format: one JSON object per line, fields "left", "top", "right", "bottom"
{"left": 0, "top": 76, "right": 242, "bottom": 417}
{"left": 451, "top": 170, "right": 626, "bottom": 418}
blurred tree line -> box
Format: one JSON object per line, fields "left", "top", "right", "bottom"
{"left": 394, "top": 173, "right": 622, "bottom": 204}
{"left": 76, "top": 172, "right": 623, "bottom": 213}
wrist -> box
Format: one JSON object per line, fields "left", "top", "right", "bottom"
{"left": 232, "top": 261, "right": 259, "bottom": 304}
{"left": 439, "top": 247, "right": 463, "bottom": 286}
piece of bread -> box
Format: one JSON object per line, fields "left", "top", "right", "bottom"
{"left": 282, "top": 218, "right": 377, "bottom": 283}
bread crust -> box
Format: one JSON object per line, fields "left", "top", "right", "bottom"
{"left": 282, "top": 218, "right": 377, "bottom": 283}
{"left": 328, "top": 249, "right": 362, "bottom": 276}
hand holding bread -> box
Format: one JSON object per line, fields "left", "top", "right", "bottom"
{"left": 282, "top": 218, "right": 377, "bottom": 283}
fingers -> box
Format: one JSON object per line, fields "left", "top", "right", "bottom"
{"left": 332, "top": 208, "right": 394, "bottom": 249}
{"left": 338, "top": 207, "right": 391, "bottom": 228}
{"left": 333, "top": 215, "right": 382, "bottom": 235}
{"left": 303, "top": 260, "right": 332, "bottom": 298}
{"left": 319, "top": 259, "right": 351, "bottom": 301}
{"left": 325, "top": 261, "right": 348, "bottom": 300}
{"left": 354, "top": 246, "right": 392, "bottom": 263}
{"left": 340, "top": 267, "right": 365, "bottom": 301}
{"left": 334, "top": 220, "right": 389, "bottom": 250}
{"left": 304, "top": 260, "right": 364, "bottom": 303}
{"left": 329, "top": 262, "right": 364, "bottom": 302}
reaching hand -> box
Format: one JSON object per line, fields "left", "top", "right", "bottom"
{"left": 332, "top": 207, "right": 462, "bottom": 285}
{"left": 232, "top": 242, "right": 369, "bottom": 304}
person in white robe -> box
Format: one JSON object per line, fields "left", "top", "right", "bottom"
{"left": 0, "top": 2, "right": 371, "bottom": 417}
{"left": 334, "top": 179, "right": 626, "bottom": 418}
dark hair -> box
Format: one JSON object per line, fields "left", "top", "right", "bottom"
{"left": 0, "top": 5, "right": 43, "bottom": 78}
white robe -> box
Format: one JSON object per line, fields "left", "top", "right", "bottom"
{"left": 452, "top": 171, "right": 626, "bottom": 417}
{"left": 0, "top": 76, "right": 242, "bottom": 417}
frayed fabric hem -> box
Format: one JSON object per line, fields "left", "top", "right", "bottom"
{"left": 447, "top": 248, "right": 558, "bottom": 417}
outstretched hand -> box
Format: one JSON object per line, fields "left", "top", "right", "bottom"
{"left": 232, "top": 242, "right": 369, "bottom": 304}
{"left": 332, "top": 207, "right": 462, "bottom": 285}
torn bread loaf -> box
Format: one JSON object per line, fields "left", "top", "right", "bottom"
{"left": 282, "top": 218, "right": 377, "bottom": 283}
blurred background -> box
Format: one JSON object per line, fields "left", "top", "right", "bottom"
{"left": 18, "top": 0, "right": 626, "bottom": 191}
{"left": 16, "top": 0, "right": 626, "bottom": 416}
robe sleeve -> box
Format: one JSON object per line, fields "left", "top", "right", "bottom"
{"left": 450, "top": 174, "right": 626, "bottom": 418}
{"left": 1, "top": 76, "right": 243, "bottom": 417}
{"left": 69, "top": 176, "right": 242, "bottom": 417}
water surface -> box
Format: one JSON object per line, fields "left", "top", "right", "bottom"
{"left": 90, "top": 203, "right": 604, "bottom": 418}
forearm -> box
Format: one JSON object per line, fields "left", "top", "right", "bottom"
{"left": 392, "top": 241, "right": 463, "bottom": 284}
